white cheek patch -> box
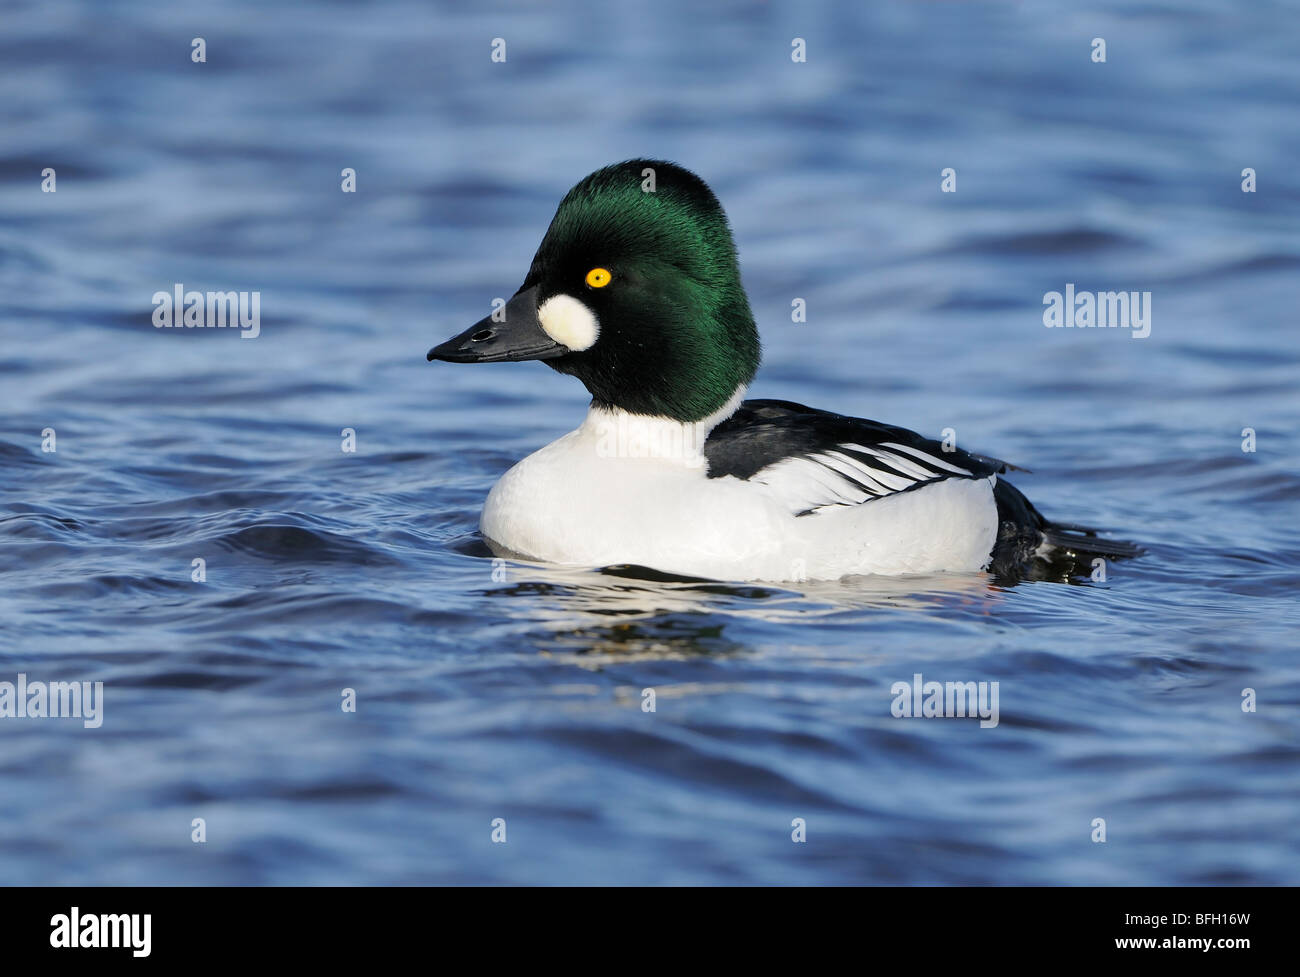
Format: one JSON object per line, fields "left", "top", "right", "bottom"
{"left": 537, "top": 293, "right": 600, "bottom": 352}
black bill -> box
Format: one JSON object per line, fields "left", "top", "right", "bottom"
{"left": 426, "top": 286, "right": 567, "bottom": 363}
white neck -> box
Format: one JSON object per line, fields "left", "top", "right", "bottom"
{"left": 579, "top": 385, "right": 747, "bottom": 468}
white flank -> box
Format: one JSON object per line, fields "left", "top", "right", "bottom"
{"left": 479, "top": 397, "right": 999, "bottom": 582}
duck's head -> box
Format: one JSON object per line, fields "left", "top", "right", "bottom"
{"left": 428, "top": 160, "right": 760, "bottom": 423}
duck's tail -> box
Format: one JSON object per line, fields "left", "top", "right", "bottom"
{"left": 989, "top": 478, "right": 1143, "bottom": 582}
{"left": 1039, "top": 520, "right": 1145, "bottom": 559}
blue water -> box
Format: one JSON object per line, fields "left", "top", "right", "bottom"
{"left": 2, "top": 0, "right": 1298, "bottom": 884}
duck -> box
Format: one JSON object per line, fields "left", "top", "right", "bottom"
{"left": 427, "top": 160, "right": 1137, "bottom": 583}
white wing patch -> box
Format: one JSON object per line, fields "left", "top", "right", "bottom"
{"left": 750, "top": 440, "right": 980, "bottom": 516}
{"left": 877, "top": 441, "right": 972, "bottom": 475}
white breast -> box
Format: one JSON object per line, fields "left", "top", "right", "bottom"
{"left": 478, "top": 406, "right": 999, "bottom": 582}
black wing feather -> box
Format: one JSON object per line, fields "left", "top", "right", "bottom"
{"left": 704, "top": 399, "right": 1009, "bottom": 484}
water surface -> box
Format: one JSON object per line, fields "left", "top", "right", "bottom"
{"left": 1, "top": 0, "right": 1298, "bottom": 883}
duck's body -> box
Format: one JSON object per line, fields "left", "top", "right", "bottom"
{"left": 483, "top": 398, "right": 1004, "bottom": 581}
{"left": 429, "top": 160, "right": 1135, "bottom": 582}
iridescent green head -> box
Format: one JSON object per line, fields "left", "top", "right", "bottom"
{"left": 429, "top": 160, "right": 761, "bottom": 423}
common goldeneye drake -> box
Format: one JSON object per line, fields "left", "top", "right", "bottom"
{"left": 428, "top": 160, "right": 1137, "bottom": 582}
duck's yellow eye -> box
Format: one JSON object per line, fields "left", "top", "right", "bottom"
{"left": 585, "top": 267, "right": 612, "bottom": 288}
